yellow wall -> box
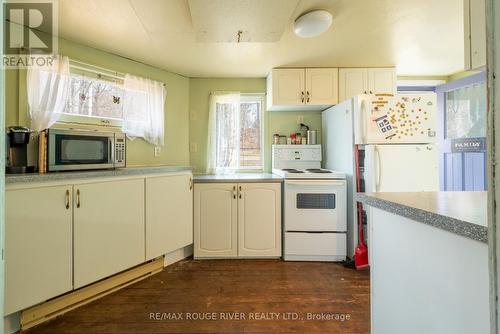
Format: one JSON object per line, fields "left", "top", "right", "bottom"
{"left": 5, "top": 37, "right": 191, "bottom": 167}
{"left": 188, "top": 78, "right": 322, "bottom": 173}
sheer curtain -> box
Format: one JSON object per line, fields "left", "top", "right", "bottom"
{"left": 122, "top": 74, "right": 165, "bottom": 146}
{"left": 26, "top": 55, "right": 70, "bottom": 131}
{"left": 207, "top": 92, "right": 241, "bottom": 174}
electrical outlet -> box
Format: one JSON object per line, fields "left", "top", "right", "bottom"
{"left": 154, "top": 146, "right": 161, "bottom": 157}
{"left": 190, "top": 142, "right": 198, "bottom": 153}
{"left": 297, "top": 115, "right": 304, "bottom": 125}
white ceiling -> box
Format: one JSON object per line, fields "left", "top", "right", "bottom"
{"left": 58, "top": 0, "right": 464, "bottom": 78}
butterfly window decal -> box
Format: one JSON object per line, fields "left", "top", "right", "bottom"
{"left": 112, "top": 96, "right": 121, "bottom": 104}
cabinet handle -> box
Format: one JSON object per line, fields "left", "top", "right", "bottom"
{"left": 233, "top": 186, "right": 236, "bottom": 199}
{"left": 238, "top": 185, "right": 242, "bottom": 199}
{"left": 189, "top": 178, "right": 193, "bottom": 190}
{"left": 65, "top": 190, "right": 70, "bottom": 210}
{"left": 369, "top": 90, "right": 373, "bottom": 94}
{"left": 76, "top": 189, "right": 81, "bottom": 208}
{"left": 364, "top": 91, "right": 367, "bottom": 94}
{"left": 301, "top": 91, "right": 305, "bottom": 103}
{"left": 306, "top": 91, "right": 310, "bottom": 103}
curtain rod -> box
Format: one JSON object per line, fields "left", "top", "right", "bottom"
{"left": 69, "top": 59, "right": 166, "bottom": 87}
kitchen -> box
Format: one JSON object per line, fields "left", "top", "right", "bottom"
{"left": 0, "top": 0, "right": 496, "bottom": 333}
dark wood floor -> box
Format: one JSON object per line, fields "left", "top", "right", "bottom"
{"left": 25, "top": 260, "right": 370, "bottom": 334}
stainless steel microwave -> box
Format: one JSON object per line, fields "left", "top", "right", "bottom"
{"left": 47, "top": 128, "right": 126, "bottom": 172}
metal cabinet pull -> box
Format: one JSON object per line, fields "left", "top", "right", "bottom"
{"left": 76, "top": 189, "right": 81, "bottom": 208}
{"left": 233, "top": 186, "right": 236, "bottom": 199}
{"left": 301, "top": 91, "right": 305, "bottom": 103}
{"left": 238, "top": 185, "right": 242, "bottom": 199}
{"left": 189, "top": 178, "right": 193, "bottom": 190}
{"left": 65, "top": 190, "right": 70, "bottom": 210}
{"left": 306, "top": 91, "right": 310, "bottom": 103}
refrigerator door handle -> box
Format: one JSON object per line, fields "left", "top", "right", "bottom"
{"left": 375, "top": 146, "right": 381, "bottom": 191}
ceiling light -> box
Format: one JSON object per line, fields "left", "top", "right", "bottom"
{"left": 294, "top": 10, "right": 333, "bottom": 38}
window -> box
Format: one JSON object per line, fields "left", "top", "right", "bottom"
{"left": 445, "top": 81, "right": 486, "bottom": 139}
{"left": 59, "top": 62, "right": 125, "bottom": 126}
{"left": 209, "top": 93, "right": 264, "bottom": 172}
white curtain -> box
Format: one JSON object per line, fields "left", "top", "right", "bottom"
{"left": 122, "top": 74, "right": 165, "bottom": 146}
{"left": 207, "top": 92, "right": 241, "bottom": 174}
{"left": 27, "top": 55, "right": 70, "bottom": 132}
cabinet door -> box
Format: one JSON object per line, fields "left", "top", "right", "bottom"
{"left": 145, "top": 173, "right": 193, "bottom": 260}
{"left": 194, "top": 183, "right": 237, "bottom": 258}
{"left": 238, "top": 183, "right": 281, "bottom": 257}
{"left": 338, "top": 68, "right": 368, "bottom": 102}
{"left": 367, "top": 68, "right": 397, "bottom": 95}
{"left": 73, "top": 179, "right": 145, "bottom": 288}
{"left": 5, "top": 185, "right": 73, "bottom": 314}
{"left": 271, "top": 68, "right": 305, "bottom": 105}
{"left": 305, "top": 68, "right": 339, "bottom": 105}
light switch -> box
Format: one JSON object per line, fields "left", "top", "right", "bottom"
{"left": 154, "top": 146, "right": 161, "bottom": 157}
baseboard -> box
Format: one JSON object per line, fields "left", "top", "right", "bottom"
{"left": 164, "top": 244, "right": 193, "bottom": 266}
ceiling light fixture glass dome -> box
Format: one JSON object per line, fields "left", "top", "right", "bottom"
{"left": 294, "top": 10, "right": 333, "bottom": 38}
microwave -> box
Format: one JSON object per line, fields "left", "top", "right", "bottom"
{"left": 47, "top": 128, "right": 126, "bottom": 172}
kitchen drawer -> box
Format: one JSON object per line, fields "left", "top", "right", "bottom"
{"left": 284, "top": 232, "right": 346, "bottom": 261}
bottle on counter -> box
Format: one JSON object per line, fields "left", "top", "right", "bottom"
{"left": 295, "top": 133, "right": 301, "bottom": 145}
{"left": 301, "top": 137, "right": 307, "bottom": 145}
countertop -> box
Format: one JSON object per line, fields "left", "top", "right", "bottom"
{"left": 355, "top": 192, "right": 487, "bottom": 243}
{"left": 193, "top": 173, "right": 283, "bottom": 183}
{"left": 6, "top": 166, "right": 193, "bottom": 184}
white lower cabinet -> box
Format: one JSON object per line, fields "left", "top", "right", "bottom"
{"left": 238, "top": 183, "right": 281, "bottom": 257}
{"left": 73, "top": 178, "right": 145, "bottom": 288}
{"left": 146, "top": 173, "right": 193, "bottom": 260}
{"left": 194, "top": 182, "right": 281, "bottom": 259}
{"left": 194, "top": 183, "right": 238, "bottom": 257}
{"left": 5, "top": 185, "right": 73, "bottom": 315}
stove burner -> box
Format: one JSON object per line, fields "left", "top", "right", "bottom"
{"left": 306, "top": 169, "right": 333, "bottom": 173}
{"left": 282, "top": 168, "right": 305, "bottom": 173}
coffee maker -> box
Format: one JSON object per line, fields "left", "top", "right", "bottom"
{"left": 6, "top": 126, "right": 36, "bottom": 174}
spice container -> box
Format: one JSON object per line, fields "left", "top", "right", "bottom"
{"left": 273, "top": 134, "right": 280, "bottom": 145}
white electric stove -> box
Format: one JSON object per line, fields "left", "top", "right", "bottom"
{"left": 272, "top": 145, "right": 347, "bottom": 262}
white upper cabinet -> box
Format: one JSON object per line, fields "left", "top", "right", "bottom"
{"left": 267, "top": 68, "right": 338, "bottom": 111}
{"left": 367, "top": 68, "right": 397, "bottom": 95}
{"left": 5, "top": 185, "right": 73, "bottom": 315}
{"left": 338, "top": 68, "right": 368, "bottom": 102}
{"left": 145, "top": 172, "right": 193, "bottom": 260}
{"left": 339, "top": 67, "right": 397, "bottom": 102}
{"left": 305, "top": 68, "right": 339, "bottom": 105}
{"left": 73, "top": 178, "right": 145, "bottom": 289}
{"left": 465, "top": 0, "right": 486, "bottom": 70}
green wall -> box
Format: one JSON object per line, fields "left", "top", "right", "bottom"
{"left": 5, "top": 37, "right": 191, "bottom": 167}
{"left": 189, "top": 78, "right": 323, "bottom": 173}
{"left": 5, "top": 38, "right": 325, "bottom": 173}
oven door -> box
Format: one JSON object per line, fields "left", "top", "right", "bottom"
{"left": 48, "top": 129, "right": 115, "bottom": 171}
{"left": 284, "top": 179, "right": 346, "bottom": 232}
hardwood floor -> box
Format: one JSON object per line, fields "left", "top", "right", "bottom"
{"left": 25, "top": 260, "right": 370, "bottom": 334}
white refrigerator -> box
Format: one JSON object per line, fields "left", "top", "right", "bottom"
{"left": 322, "top": 94, "right": 439, "bottom": 258}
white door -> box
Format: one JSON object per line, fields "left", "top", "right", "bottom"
{"left": 284, "top": 180, "right": 347, "bottom": 232}
{"left": 145, "top": 173, "right": 193, "bottom": 260}
{"left": 271, "top": 68, "right": 305, "bottom": 105}
{"left": 238, "top": 183, "right": 281, "bottom": 257}
{"left": 367, "top": 68, "right": 397, "bottom": 95}
{"left": 73, "top": 179, "right": 145, "bottom": 288}
{"left": 364, "top": 144, "right": 439, "bottom": 193}
{"left": 305, "top": 68, "right": 338, "bottom": 105}
{"left": 194, "top": 183, "right": 237, "bottom": 258}
{"left": 339, "top": 68, "right": 368, "bottom": 102}
{"left": 5, "top": 185, "right": 73, "bottom": 314}
{"left": 359, "top": 94, "right": 437, "bottom": 144}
